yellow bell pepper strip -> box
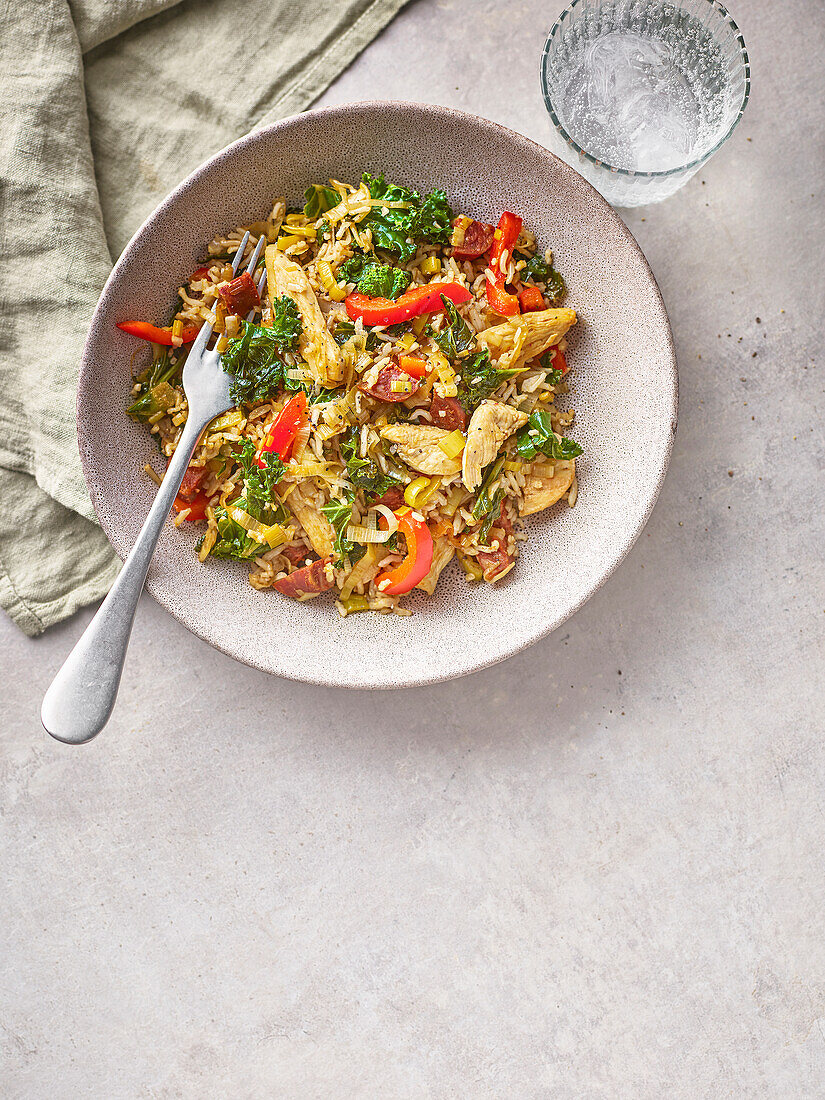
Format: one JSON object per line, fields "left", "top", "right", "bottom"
{"left": 345, "top": 282, "right": 471, "bottom": 326}
{"left": 117, "top": 320, "right": 201, "bottom": 345}
{"left": 486, "top": 211, "right": 523, "bottom": 317}
{"left": 256, "top": 391, "right": 307, "bottom": 468}
{"left": 375, "top": 511, "right": 434, "bottom": 595}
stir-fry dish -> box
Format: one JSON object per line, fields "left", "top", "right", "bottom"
{"left": 122, "top": 174, "right": 581, "bottom": 616}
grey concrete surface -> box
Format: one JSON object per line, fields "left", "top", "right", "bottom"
{"left": 3, "top": 1, "right": 824, "bottom": 1096}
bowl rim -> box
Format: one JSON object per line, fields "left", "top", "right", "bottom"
{"left": 78, "top": 99, "right": 678, "bottom": 688}
{"left": 540, "top": 0, "right": 751, "bottom": 180}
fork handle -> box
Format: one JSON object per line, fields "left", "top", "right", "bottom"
{"left": 41, "top": 411, "right": 210, "bottom": 744}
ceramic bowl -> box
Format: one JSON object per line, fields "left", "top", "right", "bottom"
{"left": 78, "top": 101, "right": 677, "bottom": 688}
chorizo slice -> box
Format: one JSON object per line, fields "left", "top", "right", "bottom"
{"left": 217, "top": 271, "right": 260, "bottom": 316}
{"left": 429, "top": 394, "right": 467, "bottom": 432}
{"left": 359, "top": 366, "right": 422, "bottom": 403}
{"left": 273, "top": 557, "right": 334, "bottom": 599}
{"left": 174, "top": 464, "right": 209, "bottom": 503}
{"left": 452, "top": 219, "right": 495, "bottom": 260}
{"left": 476, "top": 507, "right": 516, "bottom": 583}
{"left": 371, "top": 486, "right": 406, "bottom": 510}
{"left": 282, "top": 541, "right": 314, "bottom": 566}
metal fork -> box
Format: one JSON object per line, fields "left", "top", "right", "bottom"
{"left": 41, "top": 233, "right": 268, "bottom": 744}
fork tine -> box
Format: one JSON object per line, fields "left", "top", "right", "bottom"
{"left": 192, "top": 231, "right": 257, "bottom": 355}
{"left": 189, "top": 315, "right": 214, "bottom": 357}
{"left": 246, "top": 268, "right": 268, "bottom": 322}
{"left": 245, "top": 233, "right": 265, "bottom": 276}
{"left": 230, "top": 230, "right": 251, "bottom": 275}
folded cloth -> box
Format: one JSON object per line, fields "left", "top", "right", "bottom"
{"left": 0, "top": 0, "right": 408, "bottom": 635}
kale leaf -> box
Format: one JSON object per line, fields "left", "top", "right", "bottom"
{"left": 332, "top": 319, "right": 378, "bottom": 349}
{"left": 477, "top": 490, "right": 506, "bottom": 543}
{"left": 338, "top": 252, "right": 411, "bottom": 300}
{"left": 339, "top": 430, "right": 402, "bottom": 498}
{"left": 283, "top": 376, "right": 341, "bottom": 404}
{"left": 269, "top": 296, "right": 302, "bottom": 347}
{"left": 361, "top": 172, "right": 454, "bottom": 261}
{"left": 470, "top": 456, "right": 507, "bottom": 543}
{"left": 514, "top": 408, "right": 583, "bottom": 462}
{"left": 430, "top": 298, "right": 519, "bottom": 412}
{"left": 303, "top": 184, "right": 340, "bottom": 220}
{"left": 536, "top": 349, "right": 563, "bottom": 385}
{"left": 222, "top": 305, "right": 302, "bottom": 405}
{"left": 515, "top": 251, "right": 567, "bottom": 302}
{"left": 354, "top": 263, "right": 410, "bottom": 301}
{"left": 430, "top": 297, "right": 477, "bottom": 360}
{"left": 472, "top": 456, "right": 505, "bottom": 522}
{"left": 415, "top": 188, "right": 453, "bottom": 246}
{"left": 457, "top": 352, "right": 520, "bottom": 412}
{"left": 361, "top": 173, "right": 418, "bottom": 258}
{"left": 197, "top": 505, "right": 260, "bottom": 561}
{"left": 127, "top": 347, "right": 181, "bottom": 422}
{"left": 321, "top": 489, "right": 365, "bottom": 565}
{"left": 234, "top": 440, "right": 287, "bottom": 523}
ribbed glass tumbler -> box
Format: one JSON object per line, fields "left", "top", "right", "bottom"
{"left": 540, "top": 0, "right": 750, "bottom": 206}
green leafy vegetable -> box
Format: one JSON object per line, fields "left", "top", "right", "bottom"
{"left": 477, "top": 490, "right": 506, "bottom": 543}
{"left": 514, "top": 408, "right": 583, "bottom": 462}
{"left": 197, "top": 506, "right": 260, "bottom": 561}
{"left": 222, "top": 325, "right": 283, "bottom": 406}
{"left": 415, "top": 188, "right": 453, "bottom": 246}
{"left": 127, "top": 348, "right": 181, "bottom": 422}
{"left": 515, "top": 251, "right": 566, "bottom": 302}
{"left": 536, "top": 350, "right": 563, "bottom": 385}
{"left": 356, "top": 264, "right": 410, "bottom": 300}
{"left": 471, "top": 456, "right": 507, "bottom": 544}
{"left": 339, "top": 430, "right": 402, "bottom": 498}
{"left": 222, "top": 305, "right": 302, "bottom": 405}
{"left": 321, "top": 489, "right": 365, "bottom": 565}
{"left": 303, "top": 184, "right": 340, "bottom": 220}
{"left": 361, "top": 172, "right": 454, "bottom": 261}
{"left": 430, "top": 297, "right": 519, "bottom": 412}
{"left": 234, "top": 440, "right": 288, "bottom": 524}
{"left": 332, "top": 319, "right": 378, "bottom": 349}
{"left": 269, "top": 296, "right": 302, "bottom": 347}
{"left": 472, "top": 456, "right": 505, "bottom": 522}
{"left": 283, "top": 376, "right": 341, "bottom": 404}
{"left": 430, "top": 297, "right": 477, "bottom": 360}
{"left": 338, "top": 252, "right": 411, "bottom": 300}
{"left": 457, "top": 353, "right": 520, "bottom": 412}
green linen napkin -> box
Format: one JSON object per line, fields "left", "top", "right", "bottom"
{"left": 0, "top": 0, "right": 408, "bottom": 636}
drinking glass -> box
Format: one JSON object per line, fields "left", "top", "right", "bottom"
{"left": 540, "top": 0, "right": 750, "bottom": 206}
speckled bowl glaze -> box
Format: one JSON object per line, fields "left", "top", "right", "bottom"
{"left": 78, "top": 101, "right": 677, "bottom": 689}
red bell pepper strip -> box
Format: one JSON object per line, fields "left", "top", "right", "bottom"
{"left": 486, "top": 211, "right": 523, "bottom": 317}
{"left": 117, "top": 320, "right": 201, "bottom": 346}
{"left": 256, "top": 391, "right": 308, "bottom": 468}
{"left": 518, "top": 285, "right": 546, "bottom": 313}
{"left": 173, "top": 490, "right": 210, "bottom": 521}
{"left": 191, "top": 265, "right": 212, "bottom": 280}
{"left": 550, "top": 347, "right": 569, "bottom": 376}
{"left": 375, "top": 511, "right": 434, "bottom": 595}
{"left": 345, "top": 282, "right": 471, "bottom": 326}
{"left": 397, "top": 354, "right": 428, "bottom": 378}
